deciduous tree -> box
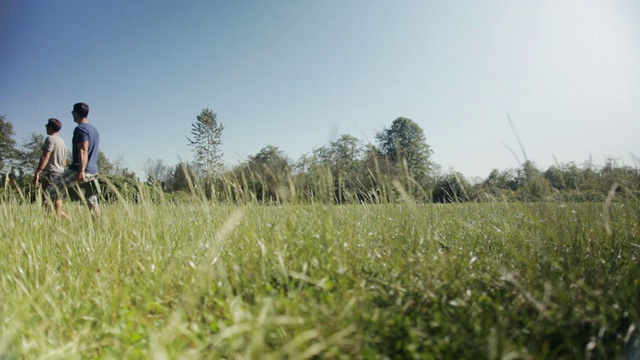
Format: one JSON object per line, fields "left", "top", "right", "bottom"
{"left": 143, "top": 158, "right": 171, "bottom": 190}
{"left": 97, "top": 152, "right": 114, "bottom": 176}
{"left": 245, "top": 145, "right": 291, "bottom": 202}
{"left": 14, "top": 132, "right": 45, "bottom": 174}
{"left": 375, "top": 117, "right": 434, "bottom": 200}
{"left": 0, "top": 115, "right": 18, "bottom": 170}
{"left": 433, "top": 171, "right": 472, "bottom": 203}
{"left": 375, "top": 117, "right": 434, "bottom": 182}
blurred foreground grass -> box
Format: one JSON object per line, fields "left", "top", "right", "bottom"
{"left": 1, "top": 200, "right": 639, "bottom": 359}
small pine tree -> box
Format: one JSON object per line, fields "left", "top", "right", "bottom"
{"left": 187, "top": 108, "right": 224, "bottom": 178}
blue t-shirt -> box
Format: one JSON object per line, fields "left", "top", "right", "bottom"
{"left": 70, "top": 123, "right": 100, "bottom": 174}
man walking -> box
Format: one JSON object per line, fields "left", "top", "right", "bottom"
{"left": 34, "top": 118, "right": 67, "bottom": 191}
{"left": 47, "top": 102, "right": 101, "bottom": 218}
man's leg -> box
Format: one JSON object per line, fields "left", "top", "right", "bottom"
{"left": 81, "top": 175, "right": 101, "bottom": 216}
{"left": 88, "top": 198, "right": 101, "bottom": 216}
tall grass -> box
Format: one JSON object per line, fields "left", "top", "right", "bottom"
{"left": 0, "top": 181, "right": 638, "bottom": 358}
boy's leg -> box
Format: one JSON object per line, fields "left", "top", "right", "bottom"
{"left": 54, "top": 199, "right": 71, "bottom": 220}
{"left": 41, "top": 173, "right": 59, "bottom": 214}
{"left": 42, "top": 192, "right": 54, "bottom": 214}
{"left": 47, "top": 169, "right": 77, "bottom": 220}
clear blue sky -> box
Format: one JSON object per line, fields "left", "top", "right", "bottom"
{"left": 1, "top": 0, "right": 639, "bottom": 179}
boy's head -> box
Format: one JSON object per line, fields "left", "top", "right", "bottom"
{"left": 46, "top": 118, "right": 62, "bottom": 133}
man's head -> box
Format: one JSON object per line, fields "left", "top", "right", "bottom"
{"left": 72, "top": 102, "right": 90, "bottom": 123}
{"left": 46, "top": 118, "right": 62, "bottom": 134}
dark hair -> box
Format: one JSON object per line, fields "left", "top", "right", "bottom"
{"left": 47, "top": 118, "right": 62, "bottom": 132}
{"left": 73, "top": 102, "right": 90, "bottom": 118}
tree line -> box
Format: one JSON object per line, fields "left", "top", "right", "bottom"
{"left": 1, "top": 111, "right": 638, "bottom": 204}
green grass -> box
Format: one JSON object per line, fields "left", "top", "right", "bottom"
{"left": 1, "top": 199, "right": 639, "bottom": 359}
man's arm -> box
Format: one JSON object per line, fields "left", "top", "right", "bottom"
{"left": 77, "top": 140, "right": 89, "bottom": 182}
{"left": 33, "top": 150, "right": 51, "bottom": 186}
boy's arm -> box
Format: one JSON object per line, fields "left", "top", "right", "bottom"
{"left": 33, "top": 150, "right": 51, "bottom": 186}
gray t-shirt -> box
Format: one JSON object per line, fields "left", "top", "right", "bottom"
{"left": 42, "top": 134, "right": 67, "bottom": 175}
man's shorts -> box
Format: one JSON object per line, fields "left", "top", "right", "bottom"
{"left": 47, "top": 168, "right": 100, "bottom": 205}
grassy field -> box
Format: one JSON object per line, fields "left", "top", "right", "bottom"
{"left": 1, "top": 198, "right": 639, "bottom": 359}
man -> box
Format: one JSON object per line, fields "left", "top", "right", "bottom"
{"left": 33, "top": 118, "right": 67, "bottom": 191}
{"left": 47, "top": 102, "right": 101, "bottom": 218}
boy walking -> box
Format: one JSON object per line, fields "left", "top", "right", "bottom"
{"left": 34, "top": 118, "right": 67, "bottom": 190}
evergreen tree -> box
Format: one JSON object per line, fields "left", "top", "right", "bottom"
{"left": 168, "top": 162, "right": 197, "bottom": 193}
{"left": 187, "top": 108, "right": 224, "bottom": 178}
